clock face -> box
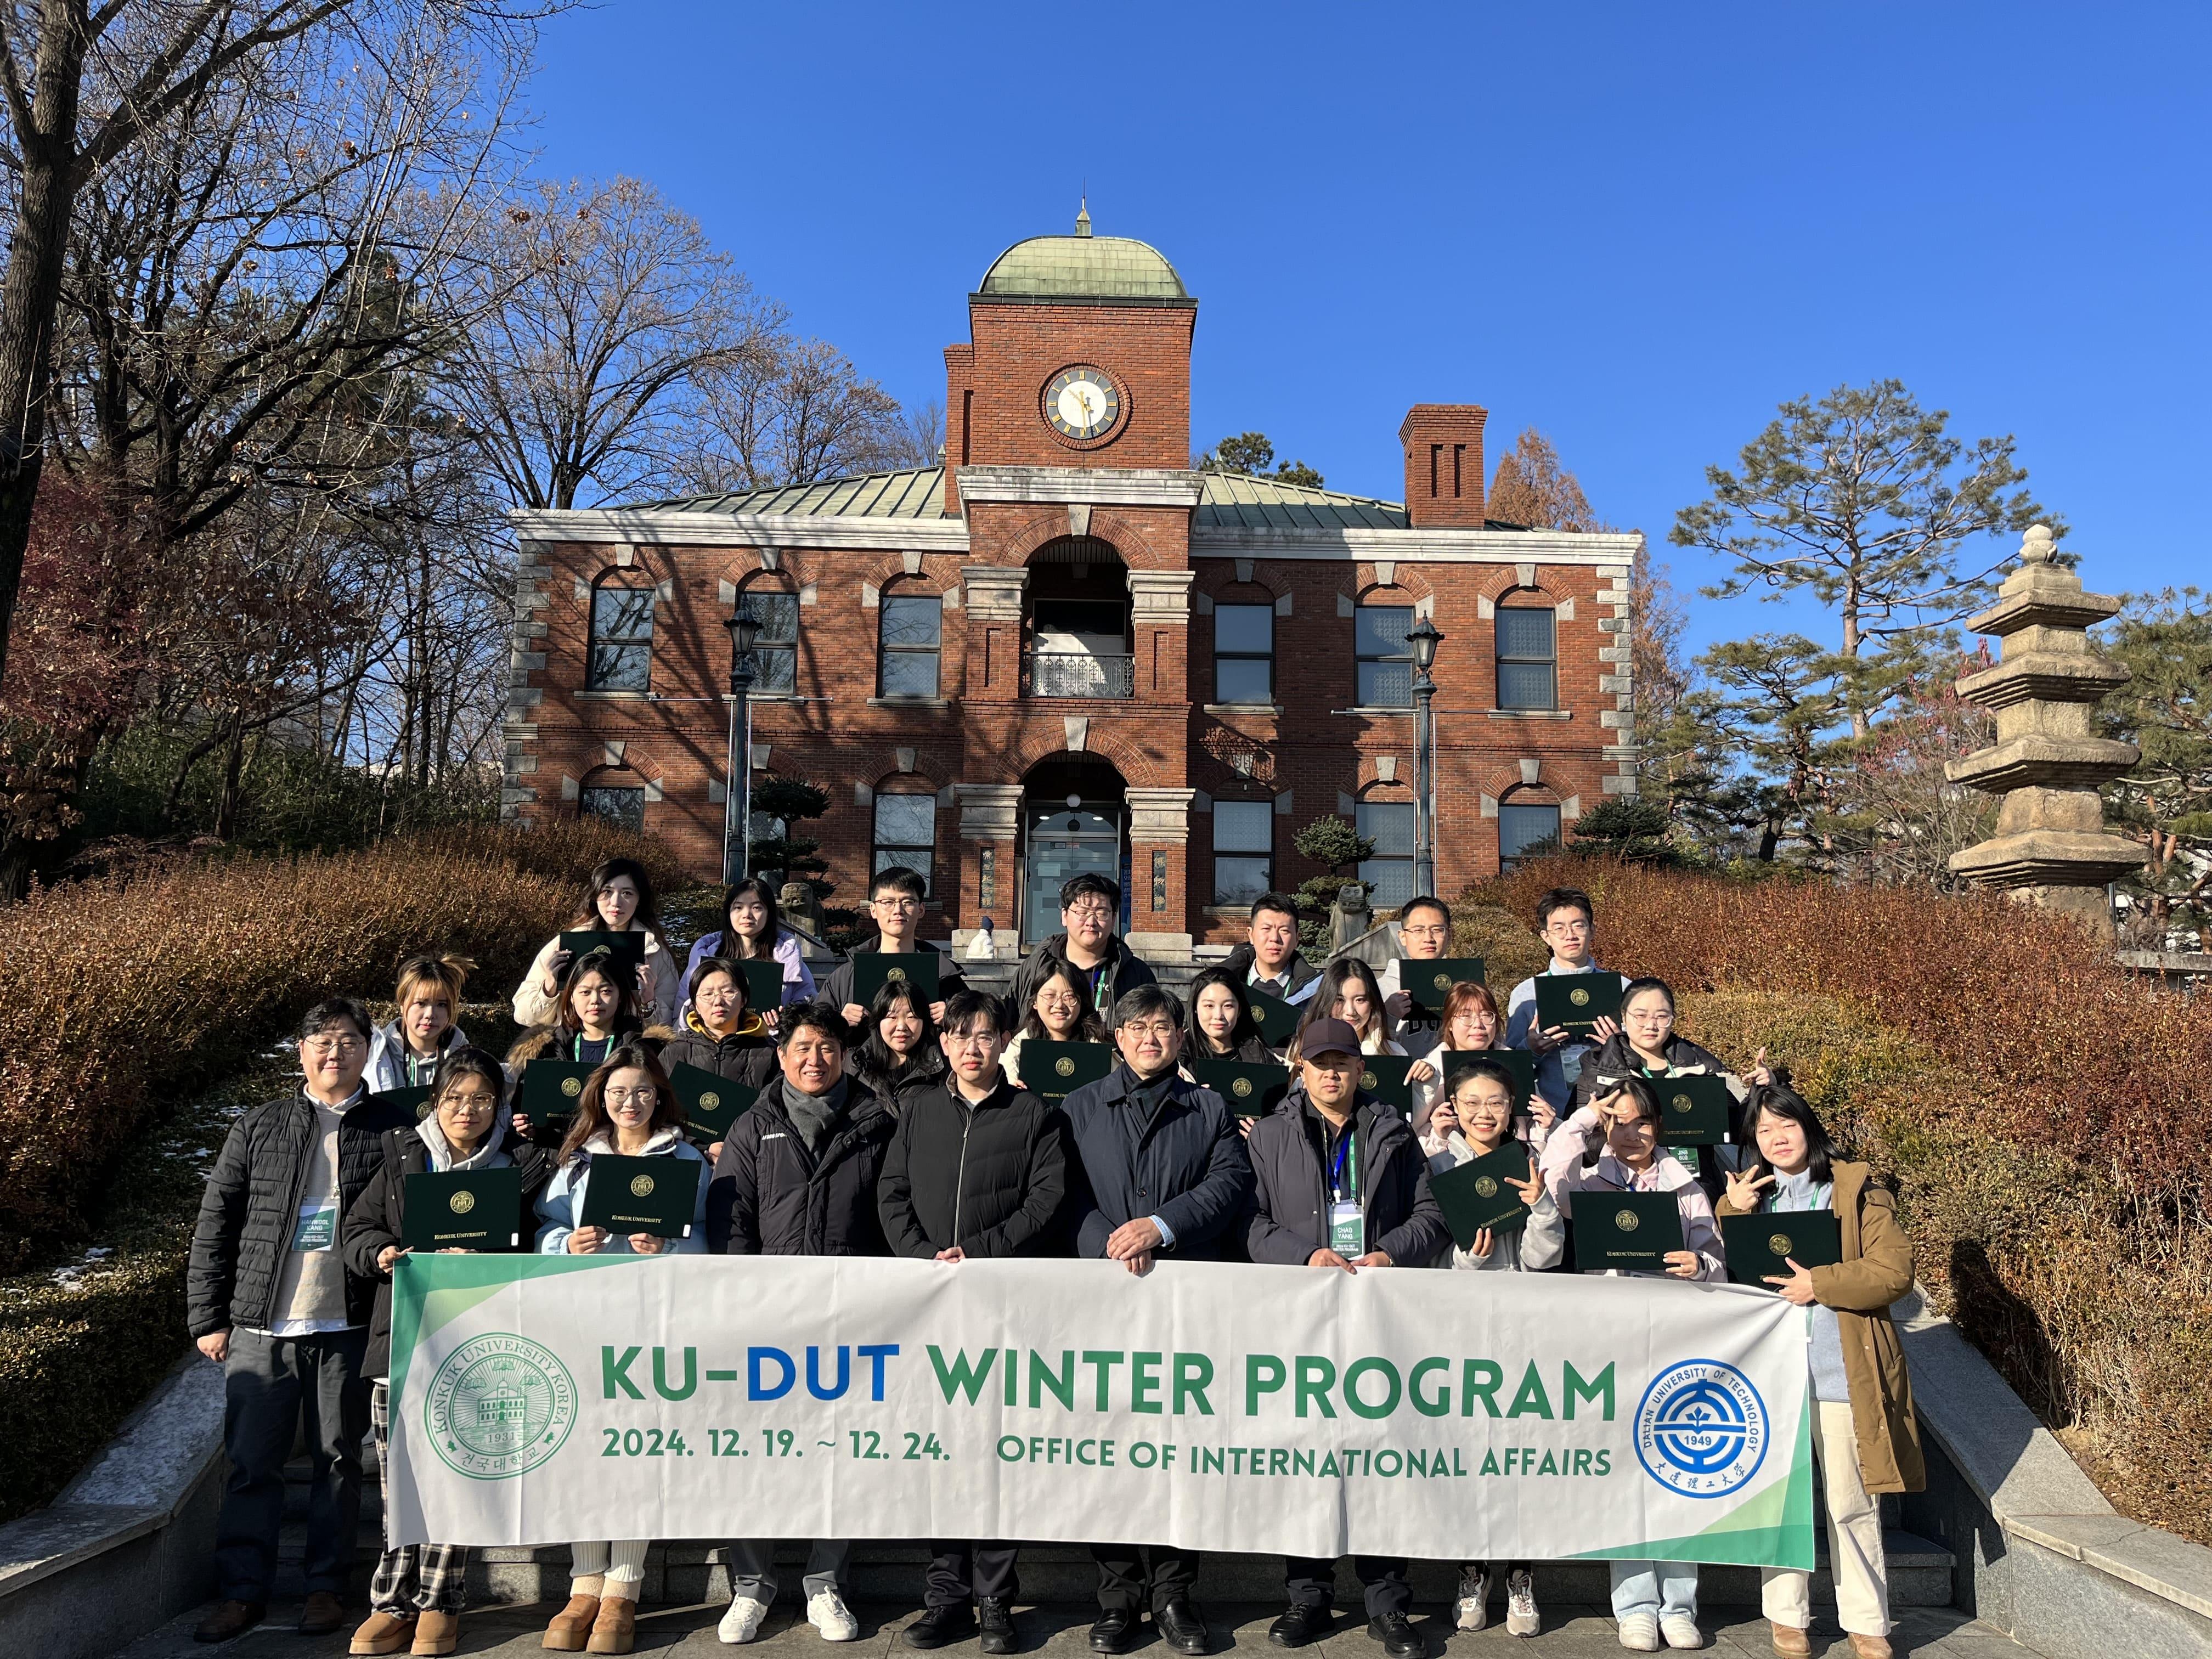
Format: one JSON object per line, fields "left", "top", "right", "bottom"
{"left": 1045, "top": 365, "right": 1121, "bottom": 442}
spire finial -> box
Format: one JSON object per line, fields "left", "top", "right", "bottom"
{"left": 1075, "top": 196, "right": 1092, "bottom": 237}
{"left": 2022, "top": 523, "right": 2058, "bottom": 565}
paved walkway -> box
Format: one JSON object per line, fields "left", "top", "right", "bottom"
{"left": 115, "top": 1598, "right": 2037, "bottom": 1659}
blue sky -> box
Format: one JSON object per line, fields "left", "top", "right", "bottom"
{"left": 522, "top": 2, "right": 2209, "bottom": 659}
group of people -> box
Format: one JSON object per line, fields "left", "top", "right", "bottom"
{"left": 185, "top": 861, "right": 1921, "bottom": 1659}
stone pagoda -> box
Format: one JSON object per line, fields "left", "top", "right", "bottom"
{"left": 1946, "top": 524, "right": 2143, "bottom": 935}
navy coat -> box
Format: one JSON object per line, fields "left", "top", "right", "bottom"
{"left": 1062, "top": 1064, "right": 1254, "bottom": 1261}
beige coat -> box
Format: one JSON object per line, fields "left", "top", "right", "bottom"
{"left": 511, "top": 927, "right": 680, "bottom": 1030}
{"left": 1719, "top": 1158, "right": 1926, "bottom": 1494}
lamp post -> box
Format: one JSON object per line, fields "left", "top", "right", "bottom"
{"left": 1406, "top": 616, "right": 1443, "bottom": 900}
{"left": 721, "top": 606, "right": 761, "bottom": 884}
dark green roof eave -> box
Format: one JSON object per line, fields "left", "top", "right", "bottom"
{"left": 967, "top": 292, "right": 1197, "bottom": 311}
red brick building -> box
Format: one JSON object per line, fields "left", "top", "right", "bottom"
{"left": 501, "top": 215, "right": 1640, "bottom": 950}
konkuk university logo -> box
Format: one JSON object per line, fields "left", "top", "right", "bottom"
{"left": 1634, "top": 1358, "right": 1770, "bottom": 1498}
{"left": 425, "top": 1333, "right": 577, "bottom": 1480}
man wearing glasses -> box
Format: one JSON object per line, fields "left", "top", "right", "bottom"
{"left": 822, "top": 864, "right": 966, "bottom": 1029}
{"left": 1062, "top": 985, "right": 1252, "bottom": 1656}
{"left": 186, "top": 1000, "right": 416, "bottom": 1644}
{"left": 1010, "top": 873, "right": 1157, "bottom": 1028}
{"left": 1503, "top": 887, "right": 1629, "bottom": 1114}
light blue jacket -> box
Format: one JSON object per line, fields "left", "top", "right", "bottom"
{"left": 534, "top": 1127, "right": 710, "bottom": 1256}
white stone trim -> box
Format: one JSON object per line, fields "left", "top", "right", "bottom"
{"left": 1274, "top": 791, "right": 1294, "bottom": 816}
{"left": 861, "top": 583, "right": 880, "bottom": 608}
{"left": 901, "top": 549, "right": 924, "bottom": 575}
{"left": 1125, "top": 787, "right": 1200, "bottom": 844}
{"left": 1375, "top": 756, "right": 1398, "bottom": 782}
{"left": 1480, "top": 794, "right": 1499, "bottom": 817}
{"left": 956, "top": 465, "right": 1205, "bottom": 507}
{"left": 963, "top": 565, "right": 1028, "bottom": 622}
{"left": 1274, "top": 591, "right": 1293, "bottom": 617}
{"left": 1063, "top": 715, "right": 1089, "bottom": 751}
{"left": 508, "top": 507, "right": 970, "bottom": 552}
{"left": 1519, "top": 758, "right": 1540, "bottom": 786}
{"left": 894, "top": 746, "right": 917, "bottom": 774}
{"left": 1128, "top": 568, "right": 1195, "bottom": 625}
{"left": 955, "top": 783, "right": 1023, "bottom": 839}
{"left": 642, "top": 779, "right": 665, "bottom": 804}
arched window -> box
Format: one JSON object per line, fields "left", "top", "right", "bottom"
{"left": 1495, "top": 595, "right": 1557, "bottom": 710}
{"left": 1356, "top": 789, "right": 1415, "bottom": 909}
{"left": 1499, "top": 789, "right": 1562, "bottom": 870}
{"left": 586, "top": 573, "right": 654, "bottom": 691}
{"left": 878, "top": 584, "right": 942, "bottom": 697}
{"left": 579, "top": 769, "right": 645, "bottom": 831}
{"left": 738, "top": 583, "right": 799, "bottom": 693}
{"left": 1355, "top": 597, "right": 1413, "bottom": 707}
{"left": 1213, "top": 601, "right": 1273, "bottom": 704}
{"left": 872, "top": 780, "right": 939, "bottom": 898}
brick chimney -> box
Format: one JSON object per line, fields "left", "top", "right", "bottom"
{"left": 1398, "top": 404, "right": 1488, "bottom": 528}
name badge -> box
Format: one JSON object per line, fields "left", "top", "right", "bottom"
{"left": 290, "top": 1198, "right": 338, "bottom": 1252}
{"left": 1328, "top": 1199, "right": 1364, "bottom": 1257}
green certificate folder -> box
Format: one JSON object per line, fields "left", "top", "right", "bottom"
{"left": 579, "top": 1153, "right": 702, "bottom": 1239}
{"left": 669, "top": 1061, "right": 756, "bottom": 1141}
{"left": 1722, "top": 1210, "right": 1842, "bottom": 1287}
{"left": 519, "top": 1059, "right": 595, "bottom": 1148}
{"left": 1533, "top": 973, "right": 1623, "bottom": 1036}
{"left": 1245, "top": 987, "right": 1302, "bottom": 1047}
{"left": 737, "top": 959, "right": 785, "bottom": 1012}
{"left": 1189, "top": 1057, "right": 1291, "bottom": 1118}
{"left": 1357, "top": 1053, "right": 1414, "bottom": 1113}
{"left": 560, "top": 930, "right": 646, "bottom": 976}
{"left": 1655, "top": 1073, "right": 1735, "bottom": 1146}
{"left": 1440, "top": 1048, "right": 1536, "bottom": 1113}
{"left": 1570, "top": 1188, "right": 1685, "bottom": 1273}
{"left": 849, "top": 950, "right": 940, "bottom": 1008}
{"left": 402, "top": 1167, "right": 524, "bottom": 1252}
{"left": 368, "top": 1084, "right": 432, "bottom": 1120}
{"left": 1398, "top": 957, "right": 1486, "bottom": 1013}
{"left": 1429, "top": 1142, "right": 1535, "bottom": 1246}
{"left": 1015, "top": 1039, "right": 1113, "bottom": 1104}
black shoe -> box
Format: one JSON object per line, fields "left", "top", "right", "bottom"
{"left": 1156, "top": 1596, "right": 1211, "bottom": 1656}
{"left": 1268, "top": 1603, "right": 1335, "bottom": 1648}
{"left": 978, "top": 1597, "right": 1017, "bottom": 1654}
{"left": 1367, "top": 1612, "right": 1423, "bottom": 1659}
{"left": 1090, "top": 1609, "right": 1138, "bottom": 1654}
{"left": 905, "top": 1605, "right": 978, "bottom": 1649}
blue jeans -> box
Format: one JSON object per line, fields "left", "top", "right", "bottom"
{"left": 1610, "top": 1560, "right": 1697, "bottom": 1622}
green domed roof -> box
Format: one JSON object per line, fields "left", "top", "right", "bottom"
{"left": 975, "top": 209, "right": 1191, "bottom": 306}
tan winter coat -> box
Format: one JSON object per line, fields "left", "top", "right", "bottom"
{"left": 1719, "top": 1158, "right": 1925, "bottom": 1494}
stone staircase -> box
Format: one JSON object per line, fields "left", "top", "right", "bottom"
{"left": 281, "top": 1448, "right": 1953, "bottom": 1611}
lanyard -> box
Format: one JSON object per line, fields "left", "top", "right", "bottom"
{"left": 1329, "top": 1122, "right": 1358, "bottom": 1204}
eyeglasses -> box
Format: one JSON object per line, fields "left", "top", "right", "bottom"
{"left": 1401, "top": 923, "right": 1449, "bottom": 940}
{"left": 442, "top": 1093, "right": 499, "bottom": 1111}
{"left": 606, "top": 1087, "right": 658, "bottom": 1105}
{"left": 303, "top": 1035, "right": 364, "bottom": 1055}
{"left": 1066, "top": 904, "right": 1114, "bottom": 922}
{"left": 871, "top": 896, "right": 920, "bottom": 912}
{"left": 1120, "top": 1020, "right": 1177, "bottom": 1041}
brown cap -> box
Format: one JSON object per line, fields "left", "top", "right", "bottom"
{"left": 1297, "top": 1018, "right": 1362, "bottom": 1059}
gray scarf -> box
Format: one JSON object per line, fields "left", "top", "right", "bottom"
{"left": 779, "top": 1075, "right": 852, "bottom": 1156}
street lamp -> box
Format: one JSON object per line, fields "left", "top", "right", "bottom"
{"left": 721, "top": 605, "right": 762, "bottom": 884}
{"left": 1406, "top": 615, "right": 1443, "bottom": 900}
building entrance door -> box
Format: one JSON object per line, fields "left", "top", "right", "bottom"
{"left": 1023, "top": 797, "right": 1125, "bottom": 944}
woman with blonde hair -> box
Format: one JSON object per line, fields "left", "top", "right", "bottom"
{"left": 366, "top": 955, "right": 474, "bottom": 1094}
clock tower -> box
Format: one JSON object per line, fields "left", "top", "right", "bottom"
{"left": 941, "top": 209, "right": 1204, "bottom": 952}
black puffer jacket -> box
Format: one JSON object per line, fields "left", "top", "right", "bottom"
{"left": 657, "top": 1014, "right": 778, "bottom": 1092}
{"left": 1011, "top": 932, "right": 1158, "bottom": 1025}
{"left": 187, "top": 1088, "right": 416, "bottom": 1337}
{"left": 850, "top": 1046, "right": 948, "bottom": 1118}
{"left": 340, "top": 1126, "right": 552, "bottom": 1376}
{"left": 1244, "top": 1088, "right": 1449, "bottom": 1268}
{"left": 707, "top": 1077, "right": 896, "bottom": 1256}
{"left": 878, "top": 1077, "right": 1071, "bottom": 1259}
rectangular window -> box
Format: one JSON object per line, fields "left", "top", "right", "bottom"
{"left": 1356, "top": 799, "right": 1415, "bottom": 909}
{"left": 740, "top": 590, "right": 799, "bottom": 693}
{"left": 587, "top": 581, "right": 654, "bottom": 691}
{"left": 1496, "top": 606, "right": 1558, "bottom": 710}
{"left": 878, "top": 593, "right": 943, "bottom": 697}
{"left": 1499, "top": 802, "right": 1563, "bottom": 869}
{"left": 872, "top": 793, "right": 937, "bottom": 898}
{"left": 1355, "top": 604, "right": 1413, "bottom": 707}
{"left": 1212, "top": 800, "right": 1274, "bottom": 906}
{"left": 1213, "top": 603, "right": 1273, "bottom": 704}
{"left": 579, "top": 785, "right": 645, "bottom": 831}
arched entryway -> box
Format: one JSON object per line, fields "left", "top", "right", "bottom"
{"left": 1024, "top": 537, "right": 1132, "bottom": 699}
{"left": 1020, "top": 755, "right": 1129, "bottom": 944}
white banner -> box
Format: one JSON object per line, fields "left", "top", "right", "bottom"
{"left": 386, "top": 1254, "right": 1815, "bottom": 1567}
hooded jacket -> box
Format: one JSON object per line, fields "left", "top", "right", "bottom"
{"left": 187, "top": 1086, "right": 417, "bottom": 1338}
{"left": 1217, "top": 940, "right": 1323, "bottom": 1006}
{"left": 365, "top": 1020, "right": 471, "bottom": 1094}
{"left": 534, "top": 1125, "right": 710, "bottom": 1257}
{"left": 657, "top": 1008, "right": 777, "bottom": 1092}
{"left": 1011, "top": 932, "right": 1158, "bottom": 1025}
{"left": 341, "top": 1111, "right": 550, "bottom": 1376}
{"left": 1062, "top": 1065, "right": 1253, "bottom": 1262}
{"left": 877, "top": 1076, "right": 1071, "bottom": 1259}
{"left": 1244, "top": 1086, "right": 1449, "bottom": 1268}
{"left": 1538, "top": 1104, "right": 1724, "bottom": 1280}
{"left": 512, "top": 924, "right": 680, "bottom": 1030}
{"left": 1429, "top": 1131, "right": 1564, "bottom": 1273}
{"left": 818, "top": 935, "right": 968, "bottom": 1016}
{"left": 707, "top": 1076, "right": 896, "bottom": 1257}
{"left": 1718, "top": 1159, "right": 1925, "bottom": 1493}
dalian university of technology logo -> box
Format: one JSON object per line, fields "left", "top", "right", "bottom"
{"left": 425, "top": 1333, "right": 577, "bottom": 1480}
{"left": 1634, "top": 1359, "right": 1769, "bottom": 1498}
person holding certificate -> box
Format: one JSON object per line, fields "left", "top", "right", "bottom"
{"left": 506, "top": 946, "right": 647, "bottom": 1098}
{"left": 1243, "top": 1018, "right": 1447, "bottom": 1659}
{"left": 682, "top": 876, "right": 816, "bottom": 1015}
{"left": 658, "top": 957, "right": 778, "bottom": 1091}
{"left": 1410, "top": 984, "right": 1548, "bottom": 1152}
{"left": 821, "top": 865, "right": 965, "bottom": 1029}
{"left": 850, "top": 978, "right": 948, "bottom": 1117}
{"left": 1537, "top": 1075, "right": 1722, "bottom": 1652}
{"left": 341, "top": 1049, "right": 546, "bottom": 1656}
{"left": 1502, "top": 888, "right": 1631, "bottom": 1115}
{"left": 1000, "top": 960, "right": 1111, "bottom": 1087}
{"left": 532, "top": 1047, "right": 709, "bottom": 1654}
{"left": 1718, "top": 1087, "right": 1920, "bottom": 1659}
{"left": 511, "top": 857, "right": 681, "bottom": 1030}
{"left": 1424, "top": 1054, "right": 1558, "bottom": 1638}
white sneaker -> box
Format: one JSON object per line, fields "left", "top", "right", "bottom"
{"left": 1453, "top": 1568, "right": 1490, "bottom": 1631}
{"left": 1660, "top": 1614, "right": 1703, "bottom": 1650}
{"left": 1505, "top": 1570, "right": 1539, "bottom": 1637}
{"left": 719, "top": 1594, "right": 769, "bottom": 1644}
{"left": 1618, "top": 1612, "right": 1661, "bottom": 1652}
{"left": 808, "top": 1589, "right": 860, "bottom": 1643}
